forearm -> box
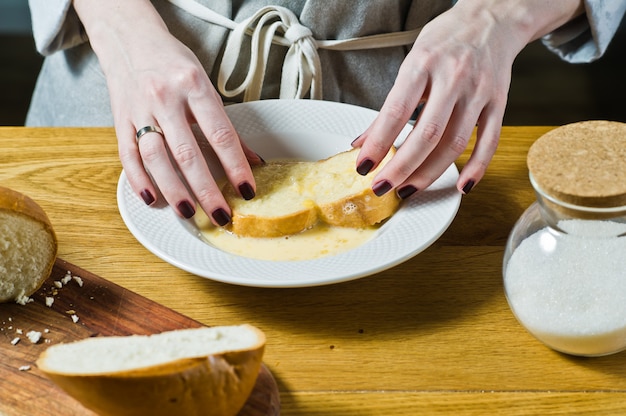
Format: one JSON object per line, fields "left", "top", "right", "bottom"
{"left": 72, "top": 0, "right": 170, "bottom": 76}
{"left": 453, "top": 0, "right": 585, "bottom": 50}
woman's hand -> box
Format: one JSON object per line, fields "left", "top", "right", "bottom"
{"left": 353, "top": 0, "right": 584, "bottom": 198}
{"left": 73, "top": 0, "right": 262, "bottom": 225}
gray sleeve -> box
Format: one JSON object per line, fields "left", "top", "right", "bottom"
{"left": 542, "top": 0, "right": 626, "bottom": 63}
{"left": 28, "top": 0, "right": 88, "bottom": 55}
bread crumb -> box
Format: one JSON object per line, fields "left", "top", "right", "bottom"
{"left": 62, "top": 272, "right": 72, "bottom": 285}
{"left": 18, "top": 365, "right": 31, "bottom": 371}
{"left": 26, "top": 331, "right": 42, "bottom": 344}
{"left": 73, "top": 275, "right": 84, "bottom": 287}
{"left": 16, "top": 328, "right": 23, "bottom": 335}
{"left": 15, "top": 294, "right": 33, "bottom": 305}
{"left": 71, "top": 314, "right": 79, "bottom": 323}
{"left": 45, "top": 296, "right": 54, "bottom": 307}
{"left": 54, "top": 281, "right": 63, "bottom": 289}
{"left": 11, "top": 337, "right": 20, "bottom": 345}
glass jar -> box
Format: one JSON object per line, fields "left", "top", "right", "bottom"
{"left": 503, "top": 121, "right": 626, "bottom": 357}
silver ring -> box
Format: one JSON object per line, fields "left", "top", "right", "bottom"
{"left": 136, "top": 125, "right": 164, "bottom": 141}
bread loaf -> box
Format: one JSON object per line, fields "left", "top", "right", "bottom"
{"left": 0, "top": 186, "right": 57, "bottom": 304}
{"left": 222, "top": 148, "right": 400, "bottom": 237}
{"left": 36, "top": 324, "right": 266, "bottom": 416}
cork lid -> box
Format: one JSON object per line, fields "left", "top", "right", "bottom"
{"left": 527, "top": 120, "right": 626, "bottom": 208}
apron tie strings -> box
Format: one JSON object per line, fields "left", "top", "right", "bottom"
{"left": 217, "top": 5, "right": 322, "bottom": 101}
{"left": 167, "top": 0, "right": 423, "bottom": 101}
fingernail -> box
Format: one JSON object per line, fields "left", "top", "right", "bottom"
{"left": 462, "top": 179, "right": 475, "bottom": 195}
{"left": 212, "top": 208, "right": 231, "bottom": 226}
{"left": 140, "top": 189, "right": 155, "bottom": 205}
{"left": 255, "top": 152, "right": 266, "bottom": 165}
{"left": 372, "top": 180, "right": 392, "bottom": 197}
{"left": 238, "top": 182, "right": 255, "bottom": 200}
{"left": 350, "top": 135, "right": 361, "bottom": 147}
{"left": 177, "top": 200, "right": 196, "bottom": 219}
{"left": 397, "top": 185, "right": 418, "bottom": 199}
{"left": 357, "top": 158, "right": 375, "bottom": 176}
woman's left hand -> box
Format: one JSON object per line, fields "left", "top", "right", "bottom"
{"left": 353, "top": 0, "right": 584, "bottom": 198}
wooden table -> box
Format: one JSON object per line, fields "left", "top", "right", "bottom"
{"left": 2, "top": 126, "right": 626, "bottom": 415}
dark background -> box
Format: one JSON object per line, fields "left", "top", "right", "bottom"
{"left": 1, "top": 8, "right": 624, "bottom": 126}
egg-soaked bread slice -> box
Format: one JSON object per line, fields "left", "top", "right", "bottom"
{"left": 312, "top": 148, "right": 399, "bottom": 228}
{"left": 222, "top": 161, "right": 319, "bottom": 238}
{"left": 222, "top": 148, "right": 400, "bottom": 238}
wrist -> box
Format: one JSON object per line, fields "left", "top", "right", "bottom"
{"left": 72, "top": 0, "right": 170, "bottom": 72}
{"left": 453, "top": 0, "right": 584, "bottom": 46}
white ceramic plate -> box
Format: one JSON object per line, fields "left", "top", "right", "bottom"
{"left": 117, "top": 100, "right": 461, "bottom": 287}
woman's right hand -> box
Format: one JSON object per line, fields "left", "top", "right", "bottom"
{"left": 73, "top": 0, "right": 262, "bottom": 225}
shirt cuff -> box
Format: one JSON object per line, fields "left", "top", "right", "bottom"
{"left": 29, "top": 0, "right": 88, "bottom": 55}
{"left": 542, "top": 0, "right": 626, "bottom": 63}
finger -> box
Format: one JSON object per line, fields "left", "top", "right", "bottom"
{"left": 369, "top": 77, "right": 457, "bottom": 193}
{"left": 240, "top": 140, "right": 265, "bottom": 166}
{"left": 355, "top": 62, "right": 428, "bottom": 175}
{"left": 190, "top": 96, "right": 257, "bottom": 201}
{"left": 117, "top": 120, "right": 159, "bottom": 207}
{"left": 136, "top": 121, "right": 199, "bottom": 220}
{"left": 456, "top": 102, "right": 504, "bottom": 194}
{"left": 157, "top": 117, "right": 236, "bottom": 226}
{"left": 391, "top": 102, "right": 481, "bottom": 198}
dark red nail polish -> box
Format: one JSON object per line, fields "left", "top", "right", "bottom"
{"left": 397, "top": 185, "right": 418, "bottom": 199}
{"left": 372, "top": 180, "right": 392, "bottom": 197}
{"left": 140, "top": 189, "right": 155, "bottom": 205}
{"left": 357, "top": 159, "right": 375, "bottom": 176}
{"left": 238, "top": 182, "right": 255, "bottom": 200}
{"left": 177, "top": 200, "right": 196, "bottom": 219}
{"left": 212, "top": 208, "right": 231, "bottom": 226}
{"left": 462, "top": 179, "right": 475, "bottom": 195}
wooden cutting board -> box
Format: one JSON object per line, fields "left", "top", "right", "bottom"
{"left": 0, "top": 258, "right": 280, "bottom": 416}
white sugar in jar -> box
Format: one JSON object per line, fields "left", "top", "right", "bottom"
{"left": 503, "top": 121, "right": 626, "bottom": 356}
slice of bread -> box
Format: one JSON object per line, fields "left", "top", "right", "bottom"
{"left": 37, "top": 324, "right": 266, "bottom": 416}
{"left": 0, "top": 186, "right": 57, "bottom": 304}
{"left": 222, "top": 148, "right": 400, "bottom": 237}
